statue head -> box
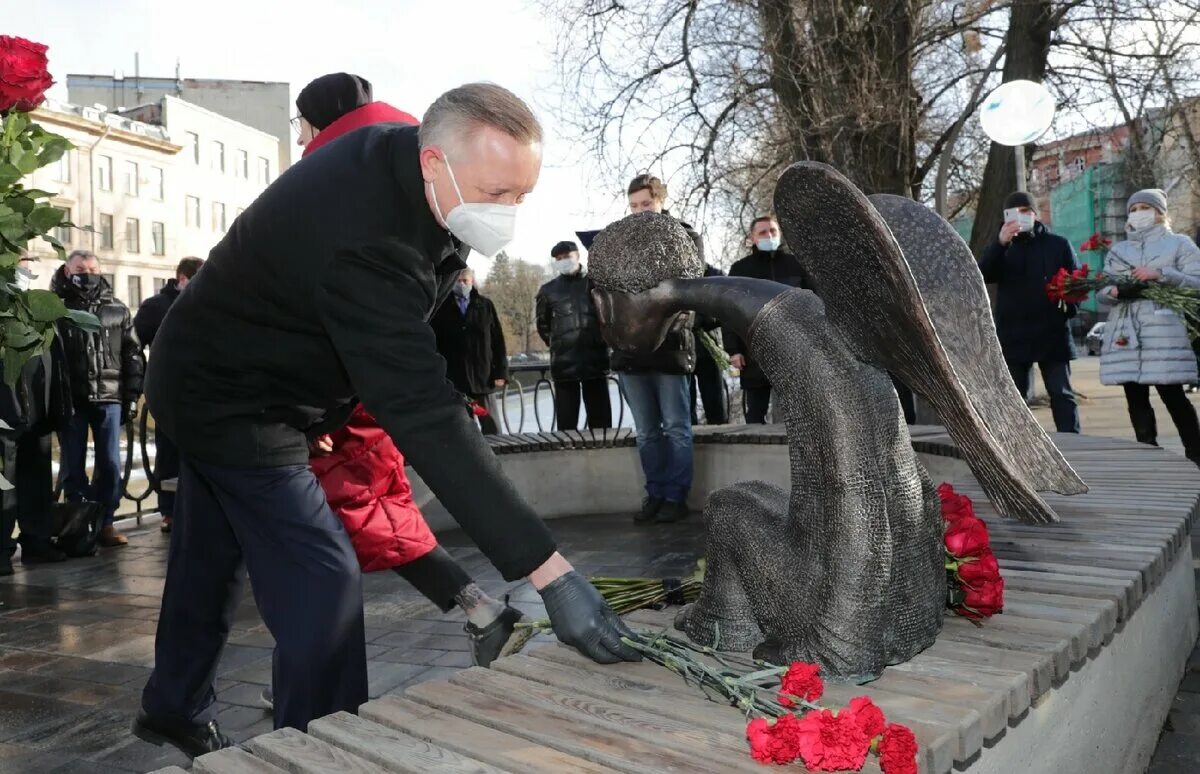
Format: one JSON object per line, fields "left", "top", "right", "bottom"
{"left": 587, "top": 212, "right": 704, "bottom": 352}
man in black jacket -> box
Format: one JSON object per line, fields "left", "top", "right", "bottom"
{"left": 1, "top": 256, "right": 72, "bottom": 574}
{"left": 430, "top": 267, "right": 508, "bottom": 434}
{"left": 136, "top": 83, "right": 637, "bottom": 755}
{"left": 536, "top": 240, "right": 611, "bottom": 430}
{"left": 978, "top": 191, "right": 1081, "bottom": 433}
{"left": 133, "top": 257, "right": 204, "bottom": 533}
{"left": 53, "top": 251, "right": 144, "bottom": 548}
{"left": 724, "top": 215, "right": 812, "bottom": 423}
{"left": 615, "top": 174, "right": 699, "bottom": 524}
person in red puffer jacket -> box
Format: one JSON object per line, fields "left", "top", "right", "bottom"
{"left": 255, "top": 77, "right": 528, "bottom": 707}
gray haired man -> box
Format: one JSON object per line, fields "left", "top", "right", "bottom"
{"left": 136, "top": 83, "right": 638, "bottom": 757}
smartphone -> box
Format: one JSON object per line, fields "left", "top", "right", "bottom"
{"left": 1004, "top": 208, "right": 1034, "bottom": 232}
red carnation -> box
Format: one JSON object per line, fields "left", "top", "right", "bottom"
{"left": 0, "top": 36, "right": 54, "bottom": 113}
{"left": 794, "top": 709, "right": 871, "bottom": 771}
{"left": 963, "top": 577, "right": 1005, "bottom": 618}
{"left": 746, "top": 715, "right": 802, "bottom": 765}
{"left": 878, "top": 723, "right": 919, "bottom": 774}
{"left": 843, "top": 696, "right": 887, "bottom": 739}
{"left": 957, "top": 551, "right": 1001, "bottom": 586}
{"left": 779, "top": 662, "right": 823, "bottom": 707}
{"left": 944, "top": 515, "right": 991, "bottom": 558}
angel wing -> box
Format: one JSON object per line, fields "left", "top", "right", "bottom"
{"left": 773, "top": 162, "right": 1085, "bottom": 523}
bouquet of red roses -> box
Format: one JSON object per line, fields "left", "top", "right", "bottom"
{"left": 938, "top": 483, "right": 1004, "bottom": 620}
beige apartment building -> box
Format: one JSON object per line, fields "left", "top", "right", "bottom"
{"left": 23, "top": 96, "right": 279, "bottom": 308}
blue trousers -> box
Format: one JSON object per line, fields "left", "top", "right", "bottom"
{"left": 1006, "top": 359, "right": 1081, "bottom": 434}
{"left": 61, "top": 403, "right": 123, "bottom": 526}
{"left": 620, "top": 372, "right": 694, "bottom": 503}
{"left": 141, "top": 456, "right": 367, "bottom": 732}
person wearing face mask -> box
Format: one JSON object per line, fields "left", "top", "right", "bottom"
{"left": 535, "top": 240, "right": 612, "bottom": 430}
{"left": 724, "top": 215, "right": 812, "bottom": 423}
{"left": 430, "top": 267, "right": 508, "bottom": 434}
{"left": 0, "top": 256, "right": 73, "bottom": 575}
{"left": 1097, "top": 189, "right": 1200, "bottom": 466}
{"left": 979, "top": 191, "right": 1082, "bottom": 434}
{"left": 51, "top": 251, "right": 144, "bottom": 549}
{"left": 136, "top": 83, "right": 638, "bottom": 756}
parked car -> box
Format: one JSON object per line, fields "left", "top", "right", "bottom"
{"left": 1086, "top": 322, "right": 1106, "bottom": 356}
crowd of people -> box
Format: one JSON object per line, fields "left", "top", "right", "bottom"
{"left": 1, "top": 69, "right": 1199, "bottom": 759}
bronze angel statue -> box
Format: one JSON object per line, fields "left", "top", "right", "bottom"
{"left": 586, "top": 163, "right": 1086, "bottom": 681}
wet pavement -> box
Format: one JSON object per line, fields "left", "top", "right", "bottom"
{"left": 0, "top": 513, "right": 703, "bottom": 773}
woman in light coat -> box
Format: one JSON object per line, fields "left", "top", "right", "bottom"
{"left": 1099, "top": 188, "right": 1200, "bottom": 466}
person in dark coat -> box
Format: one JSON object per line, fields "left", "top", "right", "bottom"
{"left": 0, "top": 256, "right": 72, "bottom": 574}
{"left": 53, "top": 251, "right": 145, "bottom": 548}
{"left": 430, "top": 267, "right": 508, "bottom": 434}
{"left": 133, "top": 256, "right": 204, "bottom": 534}
{"left": 536, "top": 240, "right": 611, "bottom": 430}
{"left": 724, "top": 215, "right": 813, "bottom": 423}
{"left": 978, "top": 191, "right": 1081, "bottom": 433}
{"left": 690, "top": 263, "right": 728, "bottom": 425}
{"left": 614, "top": 174, "right": 699, "bottom": 525}
{"left": 136, "top": 84, "right": 637, "bottom": 756}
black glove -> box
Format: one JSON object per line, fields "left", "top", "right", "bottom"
{"left": 1115, "top": 282, "right": 1147, "bottom": 301}
{"left": 538, "top": 571, "right": 642, "bottom": 664}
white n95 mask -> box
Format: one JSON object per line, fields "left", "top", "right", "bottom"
{"left": 429, "top": 154, "right": 518, "bottom": 258}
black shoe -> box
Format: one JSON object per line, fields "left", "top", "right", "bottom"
{"left": 20, "top": 545, "right": 67, "bottom": 564}
{"left": 654, "top": 501, "right": 690, "bottom": 523}
{"left": 132, "top": 711, "right": 234, "bottom": 758}
{"left": 635, "top": 496, "right": 665, "bottom": 522}
{"left": 465, "top": 605, "right": 530, "bottom": 667}
{"left": 260, "top": 686, "right": 273, "bottom": 712}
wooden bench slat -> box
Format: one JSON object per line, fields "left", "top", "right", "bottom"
{"left": 193, "top": 747, "right": 289, "bottom": 774}
{"left": 360, "top": 695, "right": 616, "bottom": 774}
{"left": 244, "top": 727, "right": 391, "bottom": 773}
{"left": 307, "top": 711, "right": 505, "bottom": 774}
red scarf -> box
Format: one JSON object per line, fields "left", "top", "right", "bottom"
{"left": 302, "top": 101, "right": 419, "bottom": 158}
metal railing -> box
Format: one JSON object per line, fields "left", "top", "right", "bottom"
{"left": 497, "top": 361, "right": 629, "bottom": 433}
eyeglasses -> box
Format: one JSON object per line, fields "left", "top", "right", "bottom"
{"left": 289, "top": 115, "right": 302, "bottom": 133}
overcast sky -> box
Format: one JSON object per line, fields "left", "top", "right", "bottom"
{"left": 13, "top": 0, "right": 632, "bottom": 277}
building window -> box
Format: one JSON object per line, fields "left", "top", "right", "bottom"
{"left": 151, "top": 221, "right": 165, "bottom": 255}
{"left": 151, "top": 166, "right": 164, "bottom": 200}
{"left": 99, "top": 213, "right": 114, "bottom": 249}
{"left": 237, "top": 149, "right": 248, "bottom": 179}
{"left": 153, "top": 277, "right": 167, "bottom": 293}
{"left": 212, "top": 141, "right": 225, "bottom": 173}
{"left": 128, "top": 275, "right": 143, "bottom": 308}
{"left": 52, "top": 206, "right": 72, "bottom": 246}
{"left": 258, "top": 157, "right": 270, "bottom": 185}
{"left": 123, "top": 160, "right": 139, "bottom": 197}
{"left": 102, "top": 272, "right": 115, "bottom": 289}
{"left": 54, "top": 150, "right": 71, "bottom": 183}
{"left": 212, "top": 201, "right": 226, "bottom": 232}
{"left": 187, "top": 132, "right": 200, "bottom": 164}
{"left": 126, "top": 217, "right": 140, "bottom": 253}
{"left": 97, "top": 155, "right": 113, "bottom": 191}
{"left": 186, "top": 195, "right": 201, "bottom": 228}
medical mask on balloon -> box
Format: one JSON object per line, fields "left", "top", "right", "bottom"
{"left": 1127, "top": 209, "right": 1158, "bottom": 232}
{"left": 755, "top": 236, "right": 782, "bottom": 252}
{"left": 428, "top": 154, "right": 518, "bottom": 258}
{"left": 553, "top": 257, "right": 580, "bottom": 275}
{"left": 1003, "top": 208, "right": 1036, "bottom": 233}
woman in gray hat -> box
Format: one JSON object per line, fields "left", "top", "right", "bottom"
{"left": 1099, "top": 188, "right": 1200, "bottom": 466}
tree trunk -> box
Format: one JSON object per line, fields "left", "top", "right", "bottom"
{"left": 967, "top": 0, "right": 1057, "bottom": 258}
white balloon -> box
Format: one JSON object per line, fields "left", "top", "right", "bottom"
{"left": 979, "top": 80, "right": 1056, "bottom": 146}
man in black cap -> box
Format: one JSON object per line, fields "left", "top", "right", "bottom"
{"left": 134, "top": 83, "right": 639, "bottom": 757}
{"left": 979, "top": 191, "right": 1082, "bottom": 433}
{"left": 536, "top": 240, "right": 611, "bottom": 430}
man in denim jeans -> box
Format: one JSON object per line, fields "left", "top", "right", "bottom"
{"left": 612, "top": 175, "right": 700, "bottom": 524}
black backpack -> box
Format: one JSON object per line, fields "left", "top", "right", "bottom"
{"left": 49, "top": 501, "right": 106, "bottom": 557}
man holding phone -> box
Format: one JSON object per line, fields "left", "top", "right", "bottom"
{"left": 978, "top": 191, "right": 1082, "bottom": 434}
